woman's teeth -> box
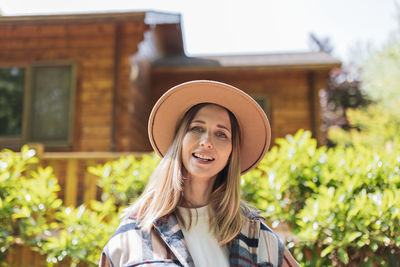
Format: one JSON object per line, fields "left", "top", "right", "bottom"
{"left": 193, "top": 153, "right": 214, "bottom": 161}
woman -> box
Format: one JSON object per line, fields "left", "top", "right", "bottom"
{"left": 99, "top": 80, "right": 299, "bottom": 267}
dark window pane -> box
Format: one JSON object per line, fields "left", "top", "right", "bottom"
{"left": 252, "top": 95, "right": 267, "bottom": 111}
{"left": 0, "top": 67, "right": 25, "bottom": 136}
{"left": 254, "top": 97, "right": 265, "bottom": 110}
{"left": 251, "top": 94, "right": 270, "bottom": 119}
{"left": 30, "top": 65, "right": 72, "bottom": 142}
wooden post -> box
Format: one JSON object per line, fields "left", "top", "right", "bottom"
{"left": 84, "top": 159, "right": 98, "bottom": 205}
{"left": 65, "top": 159, "right": 78, "bottom": 206}
{"left": 21, "top": 245, "right": 32, "bottom": 266}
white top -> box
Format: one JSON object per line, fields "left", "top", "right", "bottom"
{"left": 177, "top": 206, "right": 230, "bottom": 267}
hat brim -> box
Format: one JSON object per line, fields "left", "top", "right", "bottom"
{"left": 148, "top": 80, "right": 271, "bottom": 174}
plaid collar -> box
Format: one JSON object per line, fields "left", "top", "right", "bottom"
{"left": 153, "top": 213, "right": 195, "bottom": 267}
{"left": 152, "top": 211, "right": 277, "bottom": 267}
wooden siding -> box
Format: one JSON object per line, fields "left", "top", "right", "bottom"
{"left": 0, "top": 20, "right": 148, "bottom": 152}
{"left": 114, "top": 23, "right": 186, "bottom": 152}
{"left": 0, "top": 13, "right": 336, "bottom": 153}
{"left": 114, "top": 24, "right": 153, "bottom": 152}
{"left": 150, "top": 68, "right": 328, "bottom": 145}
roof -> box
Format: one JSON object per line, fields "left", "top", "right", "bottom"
{"left": 0, "top": 10, "right": 180, "bottom": 25}
{"left": 200, "top": 52, "right": 341, "bottom": 69}
{"left": 152, "top": 55, "right": 220, "bottom": 67}
{"left": 152, "top": 51, "right": 341, "bottom": 72}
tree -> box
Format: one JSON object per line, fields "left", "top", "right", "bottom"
{"left": 308, "top": 33, "right": 371, "bottom": 146}
{"left": 308, "top": 32, "right": 334, "bottom": 54}
{"left": 328, "top": 9, "right": 400, "bottom": 150}
{"left": 362, "top": 33, "right": 400, "bottom": 111}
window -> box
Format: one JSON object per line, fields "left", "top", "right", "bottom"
{"left": 251, "top": 94, "right": 270, "bottom": 119}
{"left": 0, "top": 67, "right": 25, "bottom": 138}
{"left": 0, "top": 63, "right": 76, "bottom": 149}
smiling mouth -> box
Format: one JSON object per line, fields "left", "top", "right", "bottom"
{"left": 193, "top": 152, "right": 215, "bottom": 161}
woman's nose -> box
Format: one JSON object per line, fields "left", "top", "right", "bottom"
{"left": 200, "top": 133, "right": 213, "bottom": 149}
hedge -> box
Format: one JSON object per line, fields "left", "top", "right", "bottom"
{"left": 1, "top": 130, "right": 400, "bottom": 266}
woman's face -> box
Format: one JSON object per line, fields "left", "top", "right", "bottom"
{"left": 181, "top": 104, "right": 233, "bottom": 182}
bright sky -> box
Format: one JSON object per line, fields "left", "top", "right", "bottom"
{"left": 1, "top": 0, "right": 399, "bottom": 63}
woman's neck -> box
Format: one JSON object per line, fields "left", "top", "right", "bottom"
{"left": 182, "top": 175, "right": 216, "bottom": 208}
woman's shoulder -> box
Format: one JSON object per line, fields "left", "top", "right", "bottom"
{"left": 103, "top": 216, "right": 142, "bottom": 251}
{"left": 240, "top": 205, "right": 300, "bottom": 267}
{"left": 100, "top": 217, "right": 140, "bottom": 266}
{"left": 100, "top": 214, "right": 189, "bottom": 267}
{"left": 240, "top": 205, "right": 283, "bottom": 248}
{"left": 113, "top": 216, "right": 141, "bottom": 235}
{"left": 241, "top": 204, "right": 267, "bottom": 223}
{"left": 101, "top": 216, "right": 168, "bottom": 266}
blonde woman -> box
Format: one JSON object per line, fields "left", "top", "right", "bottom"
{"left": 99, "top": 81, "right": 299, "bottom": 267}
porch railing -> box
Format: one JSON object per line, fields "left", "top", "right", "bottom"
{"left": 39, "top": 151, "right": 144, "bottom": 206}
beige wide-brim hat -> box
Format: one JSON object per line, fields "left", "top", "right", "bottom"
{"left": 148, "top": 80, "right": 271, "bottom": 174}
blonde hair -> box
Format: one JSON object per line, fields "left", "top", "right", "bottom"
{"left": 125, "top": 103, "right": 245, "bottom": 245}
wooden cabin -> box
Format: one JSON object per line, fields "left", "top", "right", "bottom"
{"left": 0, "top": 11, "right": 179, "bottom": 152}
{"left": 1, "top": 12, "right": 341, "bottom": 265}
{"left": 0, "top": 11, "right": 341, "bottom": 154}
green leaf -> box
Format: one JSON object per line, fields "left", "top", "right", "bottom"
{"left": 320, "top": 245, "right": 335, "bottom": 257}
{"left": 346, "top": 231, "right": 362, "bottom": 242}
{"left": 371, "top": 242, "right": 379, "bottom": 252}
{"left": 338, "top": 248, "right": 349, "bottom": 264}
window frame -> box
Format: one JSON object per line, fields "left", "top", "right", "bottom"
{"left": 0, "top": 61, "right": 76, "bottom": 149}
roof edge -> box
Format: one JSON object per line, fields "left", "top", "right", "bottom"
{"left": 152, "top": 62, "right": 342, "bottom": 73}
{"left": 145, "top": 11, "right": 181, "bottom": 25}
{"left": 0, "top": 10, "right": 180, "bottom": 25}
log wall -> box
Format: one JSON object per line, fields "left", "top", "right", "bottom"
{"left": 0, "top": 18, "right": 149, "bottom": 152}
{"left": 150, "top": 68, "right": 330, "bottom": 145}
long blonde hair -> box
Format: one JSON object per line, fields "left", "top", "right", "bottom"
{"left": 125, "top": 103, "right": 244, "bottom": 245}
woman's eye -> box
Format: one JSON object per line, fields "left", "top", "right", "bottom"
{"left": 216, "top": 131, "right": 228, "bottom": 138}
{"left": 190, "top": 126, "right": 203, "bottom": 132}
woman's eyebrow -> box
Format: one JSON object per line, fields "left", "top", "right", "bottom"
{"left": 217, "top": 124, "right": 231, "bottom": 132}
{"left": 191, "top": 120, "right": 205, "bottom": 124}
{"left": 191, "top": 120, "right": 231, "bottom": 132}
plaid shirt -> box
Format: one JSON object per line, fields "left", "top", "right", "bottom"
{"left": 99, "top": 211, "right": 299, "bottom": 267}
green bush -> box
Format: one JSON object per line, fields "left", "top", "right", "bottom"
{"left": 39, "top": 202, "right": 119, "bottom": 267}
{"left": 35, "top": 153, "right": 157, "bottom": 266}
{"left": 3, "top": 132, "right": 400, "bottom": 266}
{"left": 242, "top": 130, "right": 400, "bottom": 266}
{"left": 88, "top": 153, "right": 158, "bottom": 206}
{"left": 0, "top": 147, "right": 154, "bottom": 266}
{"left": 328, "top": 104, "right": 400, "bottom": 150}
{"left": 0, "top": 146, "right": 61, "bottom": 265}
{"left": 242, "top": 130, "right": 327, "bottom": 227}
